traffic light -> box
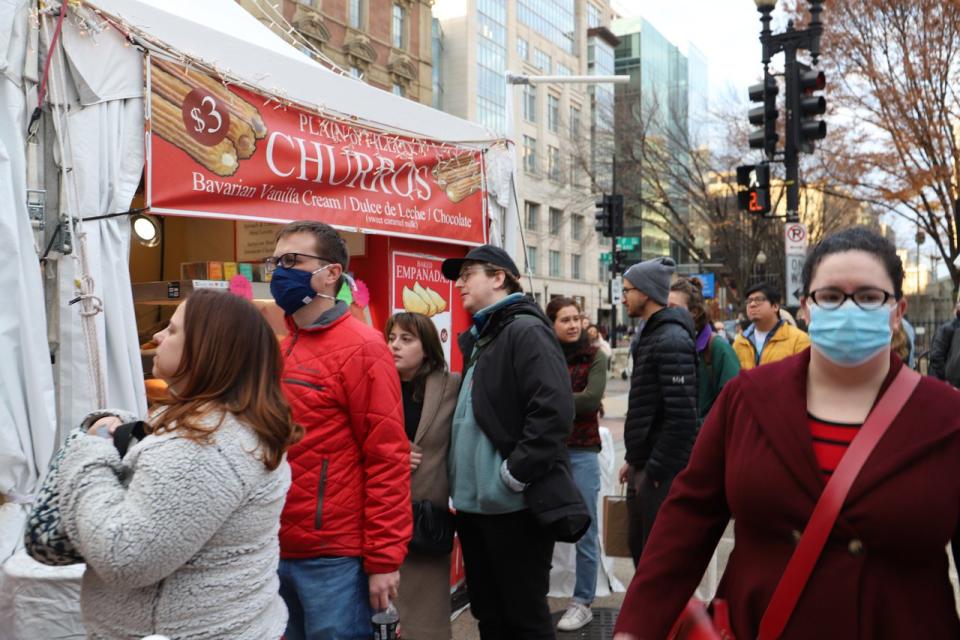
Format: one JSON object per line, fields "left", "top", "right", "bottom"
{"left": 595, "top": 195, "right": 610, "bottom": 236}
{"left": 747, "top": 73, "right": 779, "bottom": 158}
{"left": 736, "top": 163, "right": 771, "bottom": 216}
{"left": 594, "top": 194, "right": 624, "bottom": 238}
{"left": 794, "top": 63, "right": 826, "bottom": 153}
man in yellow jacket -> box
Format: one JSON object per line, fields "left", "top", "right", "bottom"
{"left": 734, "top": 283, "right": 810, "bottom": 370}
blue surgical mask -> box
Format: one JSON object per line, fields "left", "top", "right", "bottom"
{"left": 270, "top": 265, "right": 333, "bottom": 315}
{"left": 808, "top": 300, "right": 893, "bottom": 367}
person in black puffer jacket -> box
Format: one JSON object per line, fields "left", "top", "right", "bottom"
{"left": 617, "top": 257, "right": 699, "bottom": 567}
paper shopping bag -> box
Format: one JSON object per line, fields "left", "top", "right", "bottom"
{"left": 602, "top": 493, "right": 631, "bottom": 558}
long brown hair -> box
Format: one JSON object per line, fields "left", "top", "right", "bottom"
{"left": 385, "top": 312, "right": 447, "bottom": 402}
{"left": 151, "top": 289, "right": 302, "bottom": 470}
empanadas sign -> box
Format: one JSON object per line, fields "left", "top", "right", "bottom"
{"left": 146, "top": 57, "right": 487, "bottom": 246}
{"left": 392, "top": 252, "right": 453, "bottom": 364}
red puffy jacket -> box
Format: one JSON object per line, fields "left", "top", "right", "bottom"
{"left": 279, "top": 310, "right": 411, "bottom": 575}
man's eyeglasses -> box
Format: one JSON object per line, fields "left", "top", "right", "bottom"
{"left": 457, "top": 265, "right": 499, "bottom": 282}
{"left": 808, "top": 287, "right": 894, "bottom": 311}
{"left": 264, "top": 252, "right": 332, "bottom": 274}
{"left": 745, "top": 296, "right": 768, "bottom": 306}
{"left": 622, "top": 285, "right": 639, "bottom": 294}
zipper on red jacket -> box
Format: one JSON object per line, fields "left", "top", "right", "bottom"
{"left": 286, "top": 328, "right": 300, "bottom": 357}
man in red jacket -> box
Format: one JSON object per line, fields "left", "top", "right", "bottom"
{"left": 270, "top": 220, "right": 411, "bottom": 640}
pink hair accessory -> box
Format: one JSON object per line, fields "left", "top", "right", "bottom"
{"left": 228, "top": 274, "right": 254, "bottom": 300}
{"left": 352, "top": 279, "right": 370, "bottom": 308}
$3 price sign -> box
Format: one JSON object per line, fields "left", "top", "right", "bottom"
{"left": 180, "top": 88, "right": 230, "bottom": 147}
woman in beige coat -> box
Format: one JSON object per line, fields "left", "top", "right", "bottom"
{"left": 386, "top": 312, "right": 460, "bottom": 640}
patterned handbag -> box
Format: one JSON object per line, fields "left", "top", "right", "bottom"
{"left": 24, "top": 412, "right": 144, "bottom": 566}
{"left": 24, "top": 429, "right": 87, "bottom": 565}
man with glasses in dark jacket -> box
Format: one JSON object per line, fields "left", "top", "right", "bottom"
{"left": 617, "top": 257, "right": 699, "bottom": 567}
{"left": 442, "top": 245, "right": 577, "bottom": 640}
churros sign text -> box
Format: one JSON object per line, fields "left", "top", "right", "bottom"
{"left": 146, "top": 58, "right": 487, "bottom": 246}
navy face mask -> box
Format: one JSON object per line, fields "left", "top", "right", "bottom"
{"left": 270, "top": 265, "right": 332, "bottom": 315}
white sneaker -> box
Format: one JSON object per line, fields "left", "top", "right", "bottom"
{"left": 557, "top": 602, "right": 593, "bottom": 631}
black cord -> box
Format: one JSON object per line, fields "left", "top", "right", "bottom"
{"left": 39, "top": 223, "right": 61, "bottom": 263}
{"left": 80, "top": 208, "right": 145, "bottom": 222}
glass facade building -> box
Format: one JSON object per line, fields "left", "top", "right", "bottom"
{"left": 613, "top": 17, "right": 704, "bottom": 260}
{"left": 476, "top": 0, "right": 507, "bottom": 132}
{"left": 517, "top": 0, "right": 577, "bottom": 55}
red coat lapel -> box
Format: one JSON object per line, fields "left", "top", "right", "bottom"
{"left": 737, "top": 350, "right": 824, "bottom": 503}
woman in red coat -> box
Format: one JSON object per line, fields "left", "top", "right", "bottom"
{"left": 614, "top": 227, "right": 960, "bottom": 639}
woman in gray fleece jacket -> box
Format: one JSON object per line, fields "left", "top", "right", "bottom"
{"left": 57, "top": 289, "right": 302, "bottom": 640}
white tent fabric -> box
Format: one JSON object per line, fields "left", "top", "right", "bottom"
{"left": 88, "top": 0, "right": 501, "bottom": 146}
{"left": 0, "top": 0, "right": 57, "bottom": 556}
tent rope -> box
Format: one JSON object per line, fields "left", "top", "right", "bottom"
{"left": 41, "top": 3, "right": 107, "bottom": 409}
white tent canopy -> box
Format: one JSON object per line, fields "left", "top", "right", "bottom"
{"left": 90, "top": 0, "right": 502, "bottom": 145}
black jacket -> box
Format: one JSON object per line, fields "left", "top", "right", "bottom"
{"left": 459, "top": 295, "right": 575, "bottom": 485}
{"left": 930, "top": 317, "right": 960, "bottom": 381}
{"left": 624, "top": 306, "right": 699, "bottom": 482}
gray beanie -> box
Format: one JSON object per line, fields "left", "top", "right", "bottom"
{"left": 624, "top": 257, "right": 676, "bottom": 305}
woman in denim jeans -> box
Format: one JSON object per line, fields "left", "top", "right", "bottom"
{"left": 546, "top": 297, "right": 608, "bottom": 632}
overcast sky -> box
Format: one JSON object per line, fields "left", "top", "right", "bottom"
{"left": 611, "top": 0, "right": 793, "bottom": 109}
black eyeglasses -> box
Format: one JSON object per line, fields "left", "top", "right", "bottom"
{"left": 808, "top": 287, "right": 895, "bottom": 311}
{"left": 264, "top": 252, "right": 333, "bottom": 274}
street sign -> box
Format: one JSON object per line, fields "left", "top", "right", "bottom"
{"left": 610, "top": 278, "right": 623, "bottom": 305}
{"left": 786, "top": 254, "right": 805, "bottom": 306}
{"left": 600, "top": 252, "right": 611, "bottom": 264}
{"left": 689, "top": 273, "right": 716, "bottom": 299}
{"left": 617, "top": 237, "right": 640, "bottom": 250}
{"left": 785, "top": 222, "right": 808, "bottom": 254}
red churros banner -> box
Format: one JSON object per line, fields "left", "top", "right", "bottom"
{"left": 145, "top": 57, "right": 487, "bottom": 246}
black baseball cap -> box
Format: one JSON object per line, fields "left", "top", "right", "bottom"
{"left": 441, "top": 244, "right": 521, "bottom": 280}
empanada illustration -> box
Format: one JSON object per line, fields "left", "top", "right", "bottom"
{"left": 402, "top": 286, "right": 431, "bottom": 315}
{"left": 423, "top": 287, "right": 447, "bottom": 313}
{"left": 413, "top": 282, "right": 437, "bottom": 315}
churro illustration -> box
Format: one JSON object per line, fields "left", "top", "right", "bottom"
{"left": 445, "top": 174, "right": 482, "bottom": 203}
{"left": 152, "top": 65, "right": 257, "bottom": 159}
{"left": 151, "top": 92, "right": 239, "bottom": 177}
{"left": 401, "top": 283, "right": 448, "bottom": 317}
{"left": 155, "top": 58, "right": 267, "bottom": 139}
{"left": 433, "top": 154, "right": 480, "bottom": 187}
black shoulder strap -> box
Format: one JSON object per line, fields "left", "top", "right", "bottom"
{"left": 113, "top": 421, "right": 148, "bottom": 458}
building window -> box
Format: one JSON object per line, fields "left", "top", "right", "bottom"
{"left": 549, "top": 250, "right": 562, "bottom": 277}
{"left": 557, "top": 63, "right": 572, "bottom": 77}
{"left": 517, "top": 0, "right": 576, "bottom": 55}
{"left": 547, "top": 146, "right": 562, "bottom": 182}
{"left": 549, "top": 207, "right": 563, "bottom": 235}
{"left": 533, "top": 48, "right": 552, "bottom": 73}
{"left": 547, "top": 94, "right": 560, "bottom": 133}
{"left": 517, "top": 37, "right": 528, "bottom": 60}
{"left": 569, "top": 153, "right": 580, "bottom": 185}
{"left": 569, "top": 104, "right": 580, "bottom": 138}
{"left": 475, "top": 0, "right": 507, "bottom": 133}
{"left": 349, "top": 0, "right": 363, "bottom": 29}
{"left": 526, "top": 245, "right": 538, "bottom": 274}
{"left": 523, "top": 136, "right": 539, "bottom": 174}
{"left": 571, "top": 253, "right": 582, "bottom": 280}
{"left": 587, "top": 3, "right": 602, "bottom": 28}
{"left": 522, "top": 84, "right": 537, "bottom": 122}
{"left": 392, "top": 3, "right": 406, "bottom": 49}
{"left": 350, "top": 66, "right": 363, "bottom": 79}
{"left": 392, "top": 83, "right": 405, "bottom": 97}
{"left": 525, "top": 201, "right": 540, "bottom": 230}
{"left": 571, "top": 214, "right": 583, "bottom": 240}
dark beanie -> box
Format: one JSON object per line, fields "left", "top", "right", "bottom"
{"left": 624, "top": 257, "right": 676, "bottom": 305}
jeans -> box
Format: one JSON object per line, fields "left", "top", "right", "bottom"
{"left": 568, "top": 449, "right": 601, "bottom": 605}
{"left": 278, "top": 556, "right": 371, "bottom": 640}
{"left": 456, "top": 510, "right": 556, "bottom": 639}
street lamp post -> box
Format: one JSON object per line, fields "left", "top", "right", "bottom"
{"left": 754, "top": 0, "right": 825, "bottom": 224}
